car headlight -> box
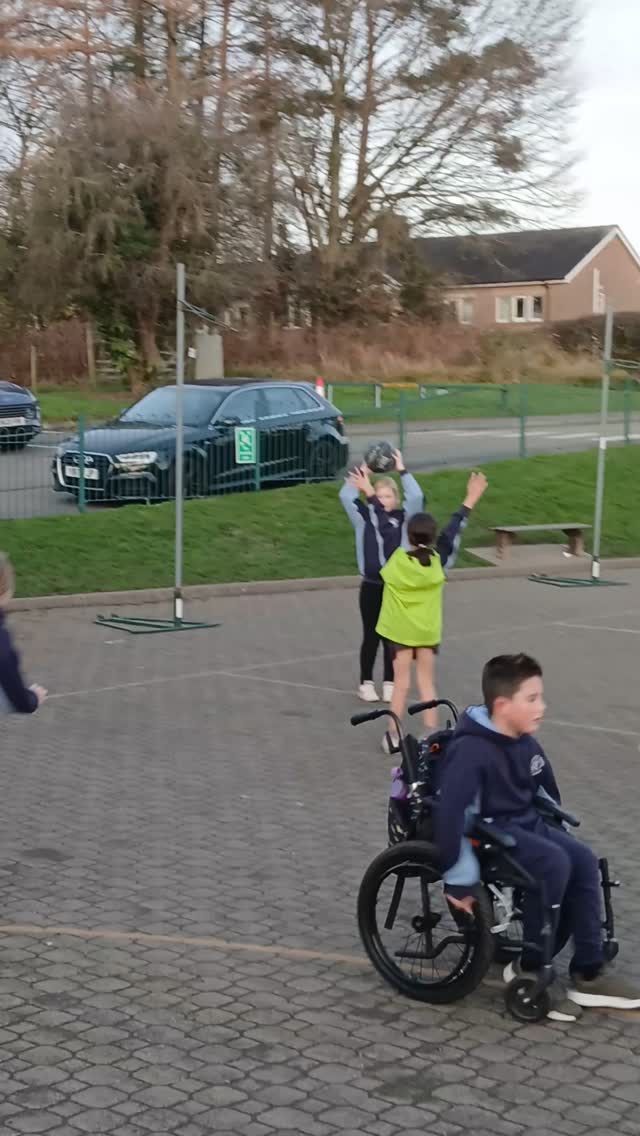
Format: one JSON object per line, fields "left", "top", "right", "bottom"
{"left": 24, "top": 405, "right": 36, "bottom": 420}
{"left": 114, "top": 451, "right": 158, "bottom": 471}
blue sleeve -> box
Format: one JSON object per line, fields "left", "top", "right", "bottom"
{"left": 0, "top": 627, "right": 38, "bottom": 714}
{"left": 400, "top": 472, "right": 424, "bottom": 519}
{"left": 339, "top": 482, "right": 367, "bottom": 528}
{"left": 436, "top": 505, "right": 470, "bottom": 571}
{"left": 434, "top": 740, "right": 484, "bottom": 872}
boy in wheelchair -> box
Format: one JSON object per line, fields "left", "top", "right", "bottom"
{"left": 435, "top": 653, "right": 640, "bottom": 1021}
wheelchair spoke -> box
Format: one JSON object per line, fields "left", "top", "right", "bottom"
{"left": 373, "top": 862, "right": 473, "bottom": 991}
{"left": 384, "top": 870, "right": 406, "bottom": 931}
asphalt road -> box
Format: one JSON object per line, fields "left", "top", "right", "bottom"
{"left": 3, "top": 575, "right": 640, "bottom": 1134}
{"left": 1, "top": 414, "right": 637, "bottom": 519}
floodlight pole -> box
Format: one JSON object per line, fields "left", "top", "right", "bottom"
{"left": 174, "top": 262, "right": 186, "bottom": 623}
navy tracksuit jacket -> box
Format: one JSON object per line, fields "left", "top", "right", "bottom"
{"left": 0, "top": 612, "right": 38, "bottom": 714}
{"left": 435, "top": 706, "right": 604, "bottom": 970}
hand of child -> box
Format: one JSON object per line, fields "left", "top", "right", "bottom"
{"left": 464, "top": 471, "right": 488, "bottom": 509}
{"left": 30, "top": 684, "right": 48, "bottom": 706}
{"left": 393, "top": 448, "right": 405, "bottom": 472}
{"left": 350, "top": 465, "right": 374, "bottom": 496}
{"left": 446, "top": 893, "right": 476, "bottom": 915}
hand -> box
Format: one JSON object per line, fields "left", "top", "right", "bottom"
{"left": 446, "top": 894, "right": 475, "bottom": 915}
{"left": 30, "top": 684, "right": 48, "bottom": 706}
{"left": 393, "top": 449, "right": 405, "bottom": 472}
{"left": 349, "top": 465, "right": 374, "bottom": 496}
{"left": 463, "top": 471, "right": 488, "bottom": 510}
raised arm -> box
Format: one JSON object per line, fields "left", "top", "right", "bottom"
{"left": 394, "top": 450, "right": 424, "bottom": 518}
{"left": 437, "top": 471, "right": 488, "bottom": 570}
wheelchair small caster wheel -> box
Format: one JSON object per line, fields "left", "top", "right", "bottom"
{"left": 505, "top": 977, "right": 550, "bottom": 1023}
{"left": 604, "top": 939, "right": 619, "bottom": 963}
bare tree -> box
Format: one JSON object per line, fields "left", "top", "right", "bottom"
{"left": 280, "top": 0, "right": 577, "bottom": 249}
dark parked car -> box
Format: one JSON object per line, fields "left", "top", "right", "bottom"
{"left": 0, "top": 381, "right": 41, "bottom": 449}
{"left": 52, "top": 380, "right": 349, "bottom": 502}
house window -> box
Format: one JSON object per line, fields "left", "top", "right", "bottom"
{"left": 496, "top": 297, "right": 511, "bottom": 323}
{"left": 497, "top": 295, "right": 544, "bottom": 323}
{"left": 450, "top": 296, "right": 474, "bottom": 324}
{"left": 459, "top": 298, "right": 474, "bottom": 324}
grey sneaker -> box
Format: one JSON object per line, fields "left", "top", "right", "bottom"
{"left": 504, "top": 960, "right": 582, "bottom": 1022}
{"left": 568, "top": 968, "right": 640, "bottom": 1010}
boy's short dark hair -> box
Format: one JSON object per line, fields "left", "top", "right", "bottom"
{"left": 482, "top": 653, "right": 542, "bottom": 712}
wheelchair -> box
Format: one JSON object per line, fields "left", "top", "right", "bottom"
{"left": 352, "top": 698, "right": 620, "bottom": 1023}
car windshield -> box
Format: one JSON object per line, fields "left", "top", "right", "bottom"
{"left": 119, "top": 387, "right": 227, "bottom": 427}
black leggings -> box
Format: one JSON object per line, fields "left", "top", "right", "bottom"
{"left": 359, "top": 580, "right": 394, "bottom": 684}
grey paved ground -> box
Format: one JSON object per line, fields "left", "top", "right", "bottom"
{"left": 3, "top": 574, "right": 640, "bottom": 1134}
{"left": 3, "top": 416, "right": 638, "bottom": 518}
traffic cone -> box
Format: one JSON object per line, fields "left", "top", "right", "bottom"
{"left": 315, "top": 375, "right": 325, "bottom": 397}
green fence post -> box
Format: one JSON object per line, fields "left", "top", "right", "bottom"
{"left": 519, "top": 384, "right": 528, "bottom": 459}
{"left": 78, "top": 414, "right": 86, "bottom": 513}
{"left": 624, "top": 378, "right": 631, "bottom": 444}
{"left": 398, "top": 389, "right": 406, "bottom": 451}
{"left": 254, "top": 426, "right": 261, "bottom": 492}
{"left": 500, "top": 386, "right": 508, "bottom": 414}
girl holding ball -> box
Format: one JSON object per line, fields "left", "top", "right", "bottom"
{"left": 339, "top": 449, "right": 424, "bottom": 703}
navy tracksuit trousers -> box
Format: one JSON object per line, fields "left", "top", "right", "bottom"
{"left": 503, "top": 815, "right": 604, "bottom": 972}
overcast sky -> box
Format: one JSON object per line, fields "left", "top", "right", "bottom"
{"left": 572, "top": 0, "right": 640, "bottom": 249}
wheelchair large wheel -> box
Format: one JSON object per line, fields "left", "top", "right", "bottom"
{"left": 358, "top": 841, "right": 495, "bottom": 1004}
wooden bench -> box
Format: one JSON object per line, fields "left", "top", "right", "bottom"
{"left": 491, "top": 523, "right": 592, "bottom": 559}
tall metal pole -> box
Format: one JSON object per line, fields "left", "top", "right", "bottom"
{"left": 174, "top": 263, "right": 186, "bottom": 623}
{"left": 591, "top": 306, "right": 614, "bottom": 581}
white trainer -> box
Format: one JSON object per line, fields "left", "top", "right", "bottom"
{"left": 382, "top": 682, "right": 394, "bottom": 703}
{"left": 358, "top": 681, "right": 379, "bottom": 703}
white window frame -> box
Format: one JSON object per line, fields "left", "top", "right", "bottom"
{"left": 531, "top": 295, "right": 544, "bottom": 321}
{"left": 449, "top": 296, "right": 474, "bottom": 324}
{"left": 496, "top": 297, "right": 511, "bottom": 323}
{"left": 459, "top": 297, "right": 474, "bottom": 325}
{"left": 496, "top": 295, "right": 544, "bottom": 323}
{"left": 512, "top": 296, "right": 528, "bottom": 322}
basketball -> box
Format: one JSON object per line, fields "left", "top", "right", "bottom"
{"left": 364, "top": 440, "right": 396, "bottom": 473}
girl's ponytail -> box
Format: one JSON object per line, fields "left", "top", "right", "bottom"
{"left": 407, "top": 513, "right": 438, "bottom": 568}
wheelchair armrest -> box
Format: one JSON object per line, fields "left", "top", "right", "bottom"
{"left": 535, "top": 795, "right": 580, "bottom": 828}
{"left": 469, "top": 818, "right": 517, "bottom": 849}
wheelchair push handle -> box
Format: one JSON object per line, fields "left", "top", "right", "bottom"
{"left": 408, "top": 698, "right": 459, "bottom": 721}
{"left": 350, "top": 708, "right": 390, "bottom": 727}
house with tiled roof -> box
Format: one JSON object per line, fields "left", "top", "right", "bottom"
{"left": 414, "top": 225, "right": 640, "bottom": 328}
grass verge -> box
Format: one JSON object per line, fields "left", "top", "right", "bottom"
{"left": 332, "top": 381, "right": 640, "bottom": 423}
{"left": 39, "top": 388, "right": 127, "bottom": 428}
{"left": 1, "top": 448, "right": 639, "bottom": 598}
{"left": 37, "top": 381, "right": 640, "bottom": 430}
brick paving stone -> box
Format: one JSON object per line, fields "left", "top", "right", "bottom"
{"left": 2, "top": 584, "right": 640, "bottom": 1134}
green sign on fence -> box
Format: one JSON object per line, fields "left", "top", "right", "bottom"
{"left": 234, "top": 426, "right": 257, "bottom": 465}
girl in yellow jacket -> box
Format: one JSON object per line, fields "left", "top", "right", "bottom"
{"left": 376, "top": 472, "right": 488, "bottom": 752}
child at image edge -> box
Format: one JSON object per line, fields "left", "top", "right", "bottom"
{"left": 436, "top": 652, "right": 640, "bottom": 1020}
{"left": 376, "top": 471, "right": 488, "bottom": 752}
{"left": 0, "top": 553, "right": 47, "bottom": 715}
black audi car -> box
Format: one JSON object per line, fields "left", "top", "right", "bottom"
{"left": 52, "top": 380, "right": 349, "bottom": 502}
{"left": 0, "top": 381, "right": 41, "bottom": 449}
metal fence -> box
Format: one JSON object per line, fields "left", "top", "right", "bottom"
{"left": 0, "top": 419, "right": 349, "bottom": 521}
{"left": 1, "top": 379, "right": 639, "bottom": 521}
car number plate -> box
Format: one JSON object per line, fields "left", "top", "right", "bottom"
{"left": 64, "top": 465, "right": 100, "bottom": 481}
{"left": 0, "top": 417, "right": 26, "bottom": 427}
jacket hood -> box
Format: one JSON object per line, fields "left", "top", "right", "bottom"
{"left": 383, "top": 548, "right": 443, "bottom": 593}
{"left": 455, "top": 705, "right": 524, "bottom": 748}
